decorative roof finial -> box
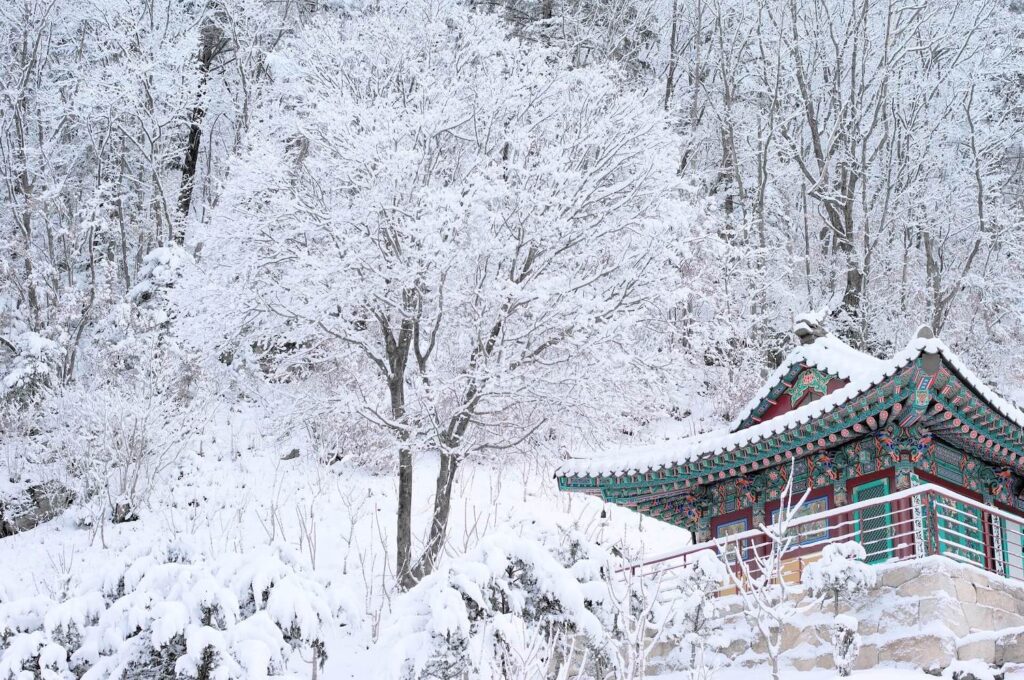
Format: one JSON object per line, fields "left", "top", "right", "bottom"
{"left": 916, "top": 325, "right": 935, "bottom": 339}
{"left": 793, "top": 309, "right": 828, "bottom": 345}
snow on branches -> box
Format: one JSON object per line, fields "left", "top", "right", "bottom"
{"left": 802, "top": 541, "right": 876, "bottom": 677}
{"left": 0, "top": 541, "right": 350, "bottom": 680}
{"left": 381, "top": 516, "right": 623, "bottom": 680}
{"left": 802, "top": 541, "right": 876, "bottom": 615}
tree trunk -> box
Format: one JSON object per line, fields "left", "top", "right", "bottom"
{"left": 385, "top": 302, "right": 417, "bottom": 589}
{"left": 175, "top": 22, "right": 222, "bottom": 243}
{"left": 409, "top": 451, "right": 459, "bottom": 582}
{"left": 397, "top": 444, "right": 415, "bottom": 589}
{"left": 663, "top": 0, "right": 678, "bottom": 111}
{"left": 390, "top": 366, "right": 415, "bottom": 590}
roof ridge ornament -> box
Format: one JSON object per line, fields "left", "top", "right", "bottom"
{"left": 916, "top": 324, "right": 935, "bottom": 339}
{"left": 793, "top": 308, "right": 828, "bottom": 345}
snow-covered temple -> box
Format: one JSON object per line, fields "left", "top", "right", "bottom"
{"left": 556, "top": 316, "right": 1024, "bottom": 573}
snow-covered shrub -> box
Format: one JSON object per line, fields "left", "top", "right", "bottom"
{"left": 605, "top": 549, "right": 727, "bottom": 679}
{"left": 1, "top": 243, "right": 203, "bottom": 536}
{"left": 0, "top": 541, "right": 347, "bottom": 680}
{"left": 942, "top": 658, "right": 1003, "bottom": 680}
{"left": 665, "top": 549, "right": 729, "bottom": 671}
{"left": 802, "top": 542, "right": 875, "bottom": 676}
{"left": 382, "top": 516, "right": 618, "bottom": 680}
{"left": 830, "top": 614, "right": 859, "bottom": 677}
{"left": 128, "top": 246, "right": 193, "bottom": 305}
{"left": 0, "top": 331, "right": 62, "bottom": 405}
{"left": 43, "top": 384, "right": 195, "bottom": 526}
{"left": 107, "top": 244, "right": 198, "bottom": 402}
{"left": 801, "top": 541, "right": 876, "bottom": 615}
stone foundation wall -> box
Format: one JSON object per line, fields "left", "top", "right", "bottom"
{"left": 655, "top": 556, "right": 1024, "bottom": 674}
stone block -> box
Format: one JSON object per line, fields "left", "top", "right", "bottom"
{"left": 720, "top": 635, "right": 751, "bottom": 658}
{"left": 962, "top": 602, "right": 995, "bottom": 630}
{"left": 876, "top": 598, "right": 923, "bottom": 631}
{"left": 881, "top": 564, "right": 920, "bottom": 588}
{"left": 957, "top": 638, "right": 996, "bottom": 664}
{"left": 789, "top": 655, "right": 818, "bottom": 672}
{"left": 992, "top": 607, "right": 1024, "bottom": 630}
{"left": 780, "top": 624, "right": 801, "bottom": 651}
{"left": 897, "top": 572, "right": 957, "bottom": 599}
{"left": 647, "top": 640, "right": 675, "bottom": 661}
{"left": 955, "top": 580, "right": 977, "bottom": 605}
{"left": 959, "top": 563, "right": 994, "bottom": 586}
{"left": 996, "top": 631, "right": 1024, "bottom": 664}
{"left": 976, "top": 587, "right": 1006, "bottom": 609}
{"left": 877, "top": 634, "right": 955, "bottom": 670}
{"left": 854, "top": 644, "right": 879, "bottom": 670}
{"left": 920, "top": 597, "right": 970, "bottom": 637}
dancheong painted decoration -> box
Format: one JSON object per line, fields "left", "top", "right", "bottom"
{"left": 555, "top": 314, "right": 1024, "bottom": 569}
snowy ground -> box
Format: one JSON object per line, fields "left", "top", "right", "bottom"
{"left": 0, "top": 403, "right": 691, "bottom": 677}
{"left": 6, "top": 402, "right": 1024, "bottom": 678}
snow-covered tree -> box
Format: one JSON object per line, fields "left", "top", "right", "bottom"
{"left": 802, "top": 541, "right": 876, "bottom": 616}
{"left": 669, "top": 549, "right": 729, "bottom": 673}
{"left": 722, "top": 465, "right": 809, "bottom": 680}
{"left": 829, "top": 614, "right": 860, "bottom": 678}
{"left": 200, "top": 0, "right": 690, "bottom": 588}
{"left": 802, "top": 541, "right": 876, "bottom": 677}
{"left": 664, "top": 0, "right": 1024, "bottom": 360}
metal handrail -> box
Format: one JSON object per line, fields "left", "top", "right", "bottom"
{"left": 623, "top": 482, "right": 1024, "bottom": 586}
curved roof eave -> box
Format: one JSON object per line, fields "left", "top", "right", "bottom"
{"left": 555, "top": 336, "right": 1024, "bottom": 481}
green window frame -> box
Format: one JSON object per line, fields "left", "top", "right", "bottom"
{"left": 852, "top": 478, "right": 894, "bottom": 564}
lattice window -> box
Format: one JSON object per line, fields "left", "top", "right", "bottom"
{"left": 934, "top": 444, "right": 962, "bottom": 466}
{"left": 852, "top": 479, "right": 893, "bottom": 564}
{"left": 934, "top": 444, "right": 965, "bottom": 484}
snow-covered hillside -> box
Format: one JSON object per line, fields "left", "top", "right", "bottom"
{"left": 0, "top": 401, "right": 692, "bottom": 677}
{"left": 5, "top": 0, "right": 1024, "bottom": 677}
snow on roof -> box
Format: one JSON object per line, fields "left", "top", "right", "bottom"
{"left": 730, "top": 333, "right": 886, "bottom": 431}
{"left": 556, "top": 336, "right": 1024, "bottom": 480}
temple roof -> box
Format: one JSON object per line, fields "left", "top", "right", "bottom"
{"left": 556, "top": 334, "right": 1024, "bottom": 483}
{"left": 730, "top": 332, "right": 884, "bottom": 431}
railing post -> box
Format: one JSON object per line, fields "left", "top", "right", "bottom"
{"left": 927, "top": 491, "right": 940, "bottom": 557}
{"left": 983, "top": 508, "right": 996, "bottom": 575}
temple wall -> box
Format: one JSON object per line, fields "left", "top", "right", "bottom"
{"left": 698, "top": 426, "right": 1020, "bottom": 543}
{"left": 650, "top": 556, "right": 1024, "bottom": 674}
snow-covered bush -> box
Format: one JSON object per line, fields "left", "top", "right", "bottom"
{"left": 802, "top": 541, "right": 876, "bottom": 615}
{"left": 381, "top": 516, "right": 619, "bottom": 680}
{"left": 802, "top": 542, "right": 875, "bottom": 676}
{"left": 31, "top": 243, "right": 204, "bottom": 531}
{"left": 43, "top": 384, "right": 196, "bottom": 527}
{"left": 0, "top": 541, "right": 349, "bottom": 680}
{"left": 666, "top": 550, "right": 729, "bottom": 671}
{"left": 829, "top": 614, "right": 859, "bottom": 677}
{"left": 128, "top": 246, "right": 193, "bottom": 305}
{"left": 942, "top": 659, "right": 1003, "bottom": 680}
{"left": 0, "top": 331, "right": 62, "bottom": 405}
